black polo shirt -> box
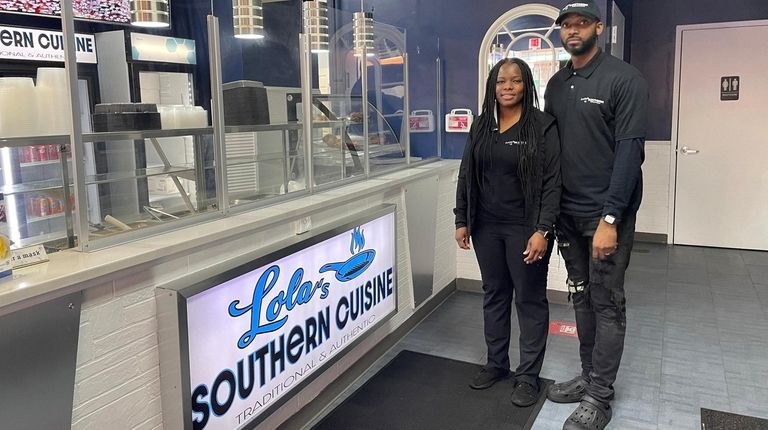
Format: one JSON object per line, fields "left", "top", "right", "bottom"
{"left": 475, "top": 123, "right": 526, "bottom": 224}
{"left": 545, "top": 49, "right": 648, "bottom": 218}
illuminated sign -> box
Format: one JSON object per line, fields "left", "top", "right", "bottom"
{"left": 179, "top": 209, "right": 397, "bottom": 429}
{"left": 0, "top": 0, "right": 130, "bottom": 24}
{"left": 131, "top": 33, "right": 196, "bottom": 65}
{"left": 0, "top": 25, "right": 96, "bottom": 63}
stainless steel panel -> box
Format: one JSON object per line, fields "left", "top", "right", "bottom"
{"left": 404, "top": 177, "right": 438, "bottom": 307}
{"left": 0, "top": 292, "right": 82, "bottom": 430}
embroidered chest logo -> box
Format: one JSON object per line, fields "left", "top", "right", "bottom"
{"left": 503, "top": 140, "right": 527, "bottom": 146}
{"left": 581, "top": 97, "right": 605, "bottom": 105}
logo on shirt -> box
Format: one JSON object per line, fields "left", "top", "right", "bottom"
{"left": 504, "top": 140, "right": 527, "bottom": 146}
{"left": 581, "top": 97, "right": 605, "bottom": 105}
{"left": 563, "top": 3, "right": 590, "bottom": 10}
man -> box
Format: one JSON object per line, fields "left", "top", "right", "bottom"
{"left": 543, "top": 1, "right": 648, "bottom": 429}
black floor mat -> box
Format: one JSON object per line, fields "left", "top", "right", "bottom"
{"left": 312, "top": 350, "right": 552, "bottom": 430}
{"left": 701, "top": 409, "right": 768, "bottom": 430}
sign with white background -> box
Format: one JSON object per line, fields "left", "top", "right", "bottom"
{"left": 0, "top": 26, "right": 96, "bottom": 63}
{"left": 185, "top": 212, "right": 396, "bottom": 430}
{"left": 131, "top": 33, "right": 197, "bottom": 65}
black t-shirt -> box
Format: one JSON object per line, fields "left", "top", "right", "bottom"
{"left": 545, "top": 49, "right": 648, "bottom": 217}
{"left": 475, "top": 123, "right": 527, "bottom": 224}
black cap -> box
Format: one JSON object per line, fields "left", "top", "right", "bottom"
{"left": 555, "top": 0, "right": 602, "bottom": 25}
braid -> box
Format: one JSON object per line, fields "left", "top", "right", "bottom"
{"left": 472, "top": 60, "right": 505, "bottom": 192}
{"left": 508, "top": 58, "right": 541, "bottom": 214}
{"left": 472, "top": 58, "right": 542, "bottom": 213}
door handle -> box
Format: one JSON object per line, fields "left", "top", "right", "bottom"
{"left": 680, "top": 146, "right": 700, "bottom": 155}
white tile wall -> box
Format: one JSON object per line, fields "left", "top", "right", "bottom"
{"left": 71, "top": 168, "right": 459, "bottom": 430}
{"left": 456, "top": 141, "right": 673, "bottom": 292}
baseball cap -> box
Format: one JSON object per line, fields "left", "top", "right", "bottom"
{"left": 555, "top": 0, "right": 602, "bottom": 25}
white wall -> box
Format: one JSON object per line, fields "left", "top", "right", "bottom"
{"left": 457, "top": 141, "right": 673, "bottom": 291}
{"left": 70, "top": 166, "right": 459, "bottom": 430}
{"left": 637, "top": 141, "right": 672, "bottom": 235}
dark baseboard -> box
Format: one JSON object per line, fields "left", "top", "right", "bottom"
{"left": 456, "top": 278, "right": 570, "bottom": 305}
{"left": 276, "top": 281, "right": 457, "bottom": 430}
{"left": 456, "top": 278, "right": 482, "bottom": 293}
{"left": 635, "top": 232, "right": 668, "bottom": 244}
{"left": 547, "top": 289, "right": 570, "bottom": 305}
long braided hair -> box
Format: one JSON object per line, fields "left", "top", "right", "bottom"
{"left": 472, "top": 58, "right": 541, "bottom": 214}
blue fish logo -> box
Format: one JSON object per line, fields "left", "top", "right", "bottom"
{"left": 320, "top": 227, "right": 376, "bottom": 282}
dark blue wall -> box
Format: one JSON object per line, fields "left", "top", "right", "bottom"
{"left": 338, "top": 0, "right": 610, "bottom": 158}
{"left": 173, "top": 0, "right": 302, "bottom": 90}
{"left": 630, "top": 0, "right": 768, "bottom": 140}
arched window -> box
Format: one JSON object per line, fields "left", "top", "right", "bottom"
{"left": 477, "top": 4, "right": 570, "bottom": 110}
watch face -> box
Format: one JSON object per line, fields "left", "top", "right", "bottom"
{"left": 604, "top": 215, "right": 616, "bottom": 225}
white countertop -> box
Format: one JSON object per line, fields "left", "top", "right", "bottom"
{"left": 0, "top": 160, "right": 459, "bottom": 315}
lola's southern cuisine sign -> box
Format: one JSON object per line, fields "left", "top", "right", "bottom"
{"left": 185, "top": 211, "right": 397, "bottom": 429}
{"left": 0, "top": 25, "right": 97, "bottom": 63}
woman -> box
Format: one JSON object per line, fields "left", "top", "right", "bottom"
{"left": 454, "top": 58, "right": 561, "bottom": 407}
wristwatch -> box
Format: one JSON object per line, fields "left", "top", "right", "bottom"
{"left": 536, "top": 229, "right": 551, "bottom": 240}
{"left": 603, "top": 214, "right": 618, "bottom": 225}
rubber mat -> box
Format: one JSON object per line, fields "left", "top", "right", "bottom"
{"left": 312, "top": 350, "right": 551, "bottom": 430}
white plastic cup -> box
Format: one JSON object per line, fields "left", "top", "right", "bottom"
{"left": 36, "top": 68, "right": 68, "bottom": 89}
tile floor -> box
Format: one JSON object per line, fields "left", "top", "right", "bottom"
{"left": 305, "top": 244, "right": 768, "bottom": 429}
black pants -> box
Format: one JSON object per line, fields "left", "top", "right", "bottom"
{"left": 472, "top": 223, "right": 552, "bottom": 389}
{"left": 555, "top": 213, "right": 636, "bottom": 404}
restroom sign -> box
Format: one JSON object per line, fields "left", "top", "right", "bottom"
{"left": 720, "top": 76, "right": 739, "bottom": 101}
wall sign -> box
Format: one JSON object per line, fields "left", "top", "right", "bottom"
{"left": 529, "top": 37, "right": 541, "bottom": 50}
{"left": 0, "top": 25, "right": 97, "bottom": 63}
{"left": 721, "top": 76, "right": 740, "bottom": 101}
{"left": 130, "top": 33, "right": 197, "bottom": 65}
{"left": 173, "top": 209, "right": 397, "bottom": 430}
{"left": 11, "top": 245, "right": 49, "bottom": 268}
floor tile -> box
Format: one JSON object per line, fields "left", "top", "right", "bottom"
{"left": 667, "top": 267, "right": 711, "bottom": 285}
{"left": 741, "top": 250, "right": 768, "bottom": 267}
{"left": 658, "top": 398, "right": 702, "bottom": 430}
{"left": 747, "top": 264, "right": 768, "bottom": 285}
{"left": 305, "top": 245, "right": 768, "bottom": 430}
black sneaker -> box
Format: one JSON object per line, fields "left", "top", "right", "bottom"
{"left": 547, "top": 375, "right": 588, "bottom": 403}
{"left": 511, "top": 381, "right": 540, "bottom": 407}
{"left": 469, "top": 367, "right": 510, "bottom": 390}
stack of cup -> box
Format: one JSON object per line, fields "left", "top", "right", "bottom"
{"left": 0, "top": 78, "right": 37, "bottom": 137}
{"left": 158, "top": 105, "right": 179, "bottom": 129}
{"left": 36, "top": 67, "right": 71, "bottom": 136}
{"left": 158, "top": 105, "right": 209, "bottom": 129}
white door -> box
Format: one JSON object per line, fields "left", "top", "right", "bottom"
{"left": 674, "top": 22, "right": 768, "bottom": 250}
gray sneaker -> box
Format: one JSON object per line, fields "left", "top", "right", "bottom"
{"left": 469, "top": 366, "right": 510, "bottom": 390}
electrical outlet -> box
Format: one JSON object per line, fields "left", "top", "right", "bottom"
{"left": 295, "top": 216, "right": 312, "bottom": 235}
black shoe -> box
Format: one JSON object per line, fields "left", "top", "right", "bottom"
{"left": 469, "top": 367, "right": 510, "bottom": 390}
{"left": 562, "top": 396, "right": 612, "bottom": 430}
{"left": 511, "top": 381, "right": 540, "bottom": 407}
{"left": 547, "top": 375, "right": 588, "bottom": 403}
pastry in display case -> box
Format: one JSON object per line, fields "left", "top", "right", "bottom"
{"left": 287, "top": 94, "right": 406, "bottom": 187}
